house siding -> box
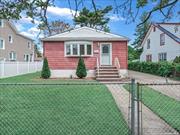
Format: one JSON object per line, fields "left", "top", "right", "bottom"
{"left": 43, "top": 41, "right": 128, "bottom": 70}
{"left": 140, "top": 25, "right": 180, "bottom": 62}
{"left": 0, "top": 20, "right": 34, "bottom": 61}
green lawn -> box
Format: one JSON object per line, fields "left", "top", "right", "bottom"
{"left": 0, "top": 72, "right": 97, "bottom": 83}
{"left": 0, "top": 73, "right": 130, "bottom": 135}
{"left": 123, "top": 84, "right": 180, "bottom": 132}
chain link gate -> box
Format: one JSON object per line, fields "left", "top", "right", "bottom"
{"left": 129, "top": 81, "right": 180, "bottom": 135}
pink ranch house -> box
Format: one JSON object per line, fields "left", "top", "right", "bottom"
{"left": 42, "top": 27, "right": 129, "bottom": 81}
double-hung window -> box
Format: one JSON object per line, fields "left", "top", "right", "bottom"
{"left": 158, "top": 52, "right": 167, "bottom": 61}
{"left": 65, "top": 42, "right": 92, "bottom": 56}
{"left": 147, "top": 39, "right": 150, "bottom": 49}
{"left": 8, "top": 35, "right": 13, "bottom": 43}
{"left": 146, "top": 54, "right": 152, "bottom": 62}
{"left": 0, "top": 38, "right": 5, "bottom": 49}
{"left": 28, "top": 42, "right": 31, "bottom": 49}
{"left": 9, "top": 51, "right": 16, "bottom": 61}
{"left": 160, "top": 33, "right": 165, "bottom": 46}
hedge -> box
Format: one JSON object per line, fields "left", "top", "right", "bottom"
{"left": 128, "top": 61, "right": 180, "bottom": 77}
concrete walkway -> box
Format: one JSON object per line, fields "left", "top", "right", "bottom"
{"left": 107, "top": 84, "right": 179, "bottom": 135}
{"left": 128, "top": 71, "right": 180, "bottom": 101}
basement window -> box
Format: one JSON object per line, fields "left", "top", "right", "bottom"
{"left": 65, "top": 41, "right": 93, "bottom": 57}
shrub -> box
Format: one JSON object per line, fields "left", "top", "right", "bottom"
{"left": 158, "top": 62, "right": 174, "bottom": 77}
{"left": 76, "top": 57, "right": 87, "bottom": 78}
{"left": 175, "top": 64, "right": 180, "bottom": 72}
{"left": 128, "top": 61, "right": 174, "bottom": 77}
{"left": 173, "top": 56, "right": 180, "bottom": 63}
{"left": 41, "top": 57, "right": 51, "bottom": 79}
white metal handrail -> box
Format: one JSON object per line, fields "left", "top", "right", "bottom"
{"left": 96, "top": 57, "right": 99, "bottom": 76}
{"left": 114, "top": 57, "right": 121, "bottom": 77}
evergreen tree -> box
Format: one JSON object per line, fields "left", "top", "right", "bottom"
{"left": 132, "top": 12, "right": 151, "bottom": 47}
{"left": 41, "top": 57, "right": 51, "bottom": 79}
{"left": 76, "top": 57, "right": 87, "bottom": 78}
{"left": 74, "top": 6, "right": 112, "bottom": 32}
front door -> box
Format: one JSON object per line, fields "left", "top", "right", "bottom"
{"left": 100, "top": 43, "right": 111, "bottom": 65}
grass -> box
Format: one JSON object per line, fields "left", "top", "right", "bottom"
{"left": 123, "top": 84, "right": 180, "bottom": 132}
{"left": 0, "top": 72, "right": 97, "bottom": 83}
{"left": 0, "top": 72, "right": 130, "bottom": 135}
{"left": 170, "top": 76, "right": 180, "bottom": 81}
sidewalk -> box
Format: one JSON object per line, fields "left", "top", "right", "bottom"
{"left": 107, "top": 84, "right": 179, "bottom": 135}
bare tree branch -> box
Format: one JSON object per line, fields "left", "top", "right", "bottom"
{"left": 138, "top": 0, "right": 178, "bottom": 26}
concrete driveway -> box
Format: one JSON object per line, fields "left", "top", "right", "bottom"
{"left": 128, "top": 70, "right": 180, "bottom": 101}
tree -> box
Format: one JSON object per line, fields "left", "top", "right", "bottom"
{"left": 39, "top": 19, "right": 71, "bottom": 37}
{"left": 41, "top": 57, "right": 51, "bottom": 79}
{"left": 74, "top": 6, "right": 112, "bottom": 31}
{"left": 34, "top": 44, "right": 42, "bottom": 58}
{"left": 128, "top": 46, "right": 142, "bottom": 61}
{"left": 0, "top": 0, "right": 179, "bottom": 28}
{"left": 76, "top": 57, "right": 87, "bottom": 78}
{"left": 132, "top": 12, "right": 151, "bottom": 47}
{"left": 0, "top": 0, "right": 54, "bottom": 32}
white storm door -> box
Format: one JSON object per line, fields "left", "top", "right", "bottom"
{"left": 100, "top": 43, "right": 112, "bottom": 65}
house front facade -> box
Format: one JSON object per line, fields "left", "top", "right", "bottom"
{"left": 0, "top": 20, "right": 34, "bottom": 62}
{"left": 42, "top": 27, "right": 129, "bottom": 78}
{"left": 140, "top": 23, "right": 180, "bottom": 62}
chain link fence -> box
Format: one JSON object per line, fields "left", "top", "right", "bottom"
{"left": 0, "top": 82, "right": 179, "bottom": 135}
{"left": 138, "top": 83, "right": 180, "bottom": 135}
{"left": 0, "top": 83, "right": 130, "bottom": 135}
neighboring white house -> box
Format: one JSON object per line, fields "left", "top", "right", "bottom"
{"left": 140, "top": 23, "right": 180, "bottom": 62}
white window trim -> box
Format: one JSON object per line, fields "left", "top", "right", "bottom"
{"left": 0, "top": 19, "right": 4, "bottom": 27}
{"left": 0, "top": 37, "right": 5, "bottom": 50}
{"left": 9, "top": 52, "right": 17, "bottom": 61}
{"left": 158, "top": 52, "right": 167, "bottom": 61}
{"left": 24, "top": 54, "right": 30, "bottom": 61}
{"left": 8, "top": 35, "right": 13, "bottom": 43}
{"left": 64, "top": 41, "right": 93, "bottom": 57}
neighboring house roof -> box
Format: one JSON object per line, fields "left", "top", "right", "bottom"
{"left": 41, "top": 26, "right": 130, "bottom": 41}
{"left": 7, "top": 21, "right": 34, "bottom": 41}
{"left": 141, "top": 23, "right": 180, "bottom": 47}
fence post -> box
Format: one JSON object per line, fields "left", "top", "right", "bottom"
{"left": 16, "top": 62, "right": 19, "bottom": 75}
{"left": 0, "top": 60, "right": 5, "bottom": 77}
{"left": 131, "top": 78, "right": 135, "bottom": 135}
{"left": 28, "top": 62, "right": 30, "bottom": 73}
{"left": 35, "top": 61, "right": 38, "bottom": 71}
{"left": 137, "top": 83, "right": 141, "bottom": 135}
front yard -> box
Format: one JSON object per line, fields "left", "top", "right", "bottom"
{"left": 0, "top": 72, "right": 129, "bottom": 135}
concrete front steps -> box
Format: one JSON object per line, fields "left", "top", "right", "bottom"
{"left": 95, "top": 66, "right": 121, "bottom": 82}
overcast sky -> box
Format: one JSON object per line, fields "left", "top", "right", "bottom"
{"left": 14, "top": 0, "right": 180, "bottom": 46}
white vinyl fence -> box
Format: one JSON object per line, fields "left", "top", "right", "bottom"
{"left": 0, "top": 61, "right": 43, "bottom": 78}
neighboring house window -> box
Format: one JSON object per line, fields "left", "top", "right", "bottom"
{"left": 9, "top": 51, "right": 16, "bottom": 61}
{"left": 8, "top": 35, "right": 13, "bottom": 43}
{"left": 153, "top": 26, "right": 156, "bottom": 32}
{"left": 174, "top": 26, "right": 178, "bottom": 33}
{"left": 28, "top": 42, "right": 31, "bottom": 49}
{"left": 146, "top": 54, "right": 152, "bottom": 62}
{"left": 24, "top": 54, "right": 30, "bottom": 62}
{"left": 0, "top": 38, "right": 5, "bottom": 49}
{"left": 0, "top": 19, "right": 4, "bottom": 27}
{"left": 158, "top": 53, "right": 167, "bottom": 61}
{"left": 147, "top": 39, "right": 150, "bottom": 49}
{"left": 65, "top": 42, "right": 92, "bottom": 56}
{"left": 160, "top": 33, "right": 165, "bottom": 46}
